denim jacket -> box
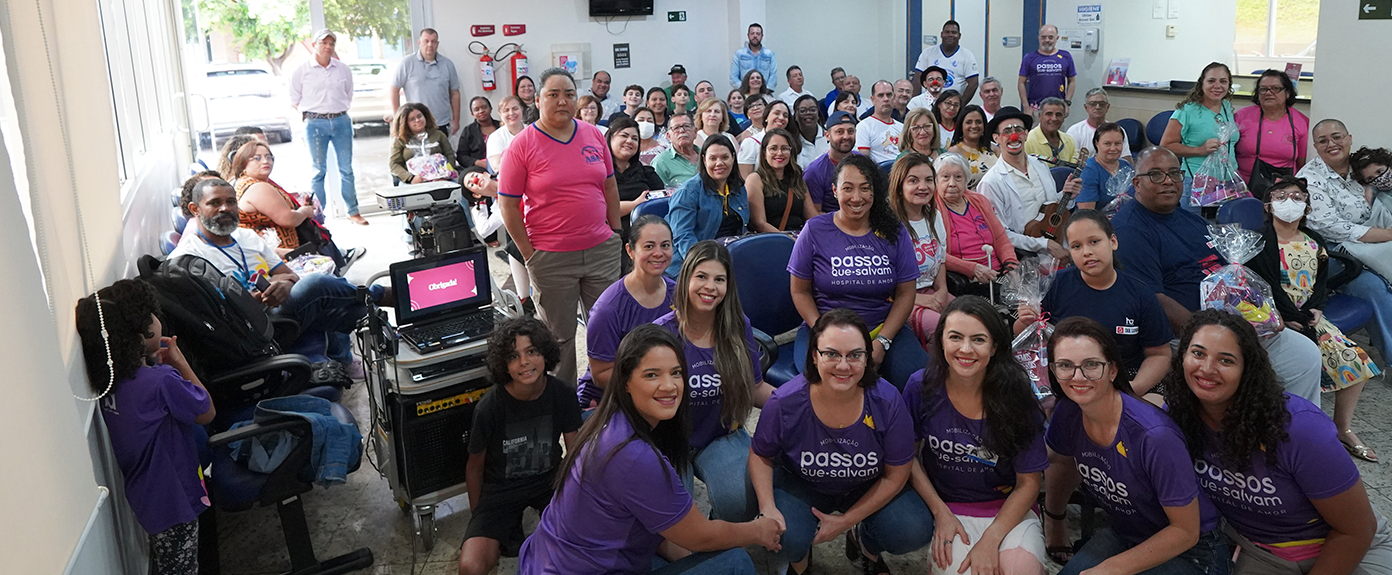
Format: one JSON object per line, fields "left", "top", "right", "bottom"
{"left": 730, "top": 45, "right": 778, "bottom": 89}
{"left": 666, "top": 174, "right": 749, "bottom": 276}
{"left": 230, "top": 394, "right": 362, "bottom": 485}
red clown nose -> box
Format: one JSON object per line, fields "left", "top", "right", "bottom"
{"left": 1008, "top": 132, "right": 1023, "bottom": 143}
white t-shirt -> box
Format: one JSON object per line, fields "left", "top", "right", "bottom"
{"left": 906, "top": 93, "right": 935, "bottom": 112}
{"left": 939, "top": 127, "right": 955, "bottom": 149}
{"left": 855, "top": 116, "right": 904, "bottom": 164}
{"left": 914, "top": 45, "right": 980, "bottom": 95}
{"left": 778, "top": 87, "right": 815, "bottom": 108}
{"left": 486, "top": 126, "right": 520, "bottom": 174}
{"left": 169, "top": 228, "right": 285, "bottom": 290}
{"left": 1066, "top": 120, "right": 1132, "bottom": 159}
{"left": 798, "top": 129, "right": 829, "bottom": 169}
{"left": 738, "top": 129, "right": 766, "bottom": 165}
{"left": 908, "top": 214, "right": 947, "bottom": 289}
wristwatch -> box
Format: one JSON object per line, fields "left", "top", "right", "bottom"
{"left": 1063, "top": 99, "right": 1073, "bottom": 106}
{"left": 875, "top": 335, "right": 893, "bottom": 351}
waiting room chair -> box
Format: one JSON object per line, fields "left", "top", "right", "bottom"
{"left": 1145, "top": 111, "right": 1173, "bottom": 146}
{"left": 160, "top": 231, "right": 181, "bottom": 256}
{"left": 631, "top": 196, "right": 670, "bottom": 221}
{"left": 1051, "top": 167, "right": 1073, "bottom": 192}
{"left": 878, "top": 159, "right": 895, "bottom": 179}
{"left": 1116, "top": 118, "right": 1145, "bottom": 155}
{"left": 1216, "top": 197, "right": 1265, "bottom": 232}
{"left": 727, "top": 233, "right": 802, "bottom": 387}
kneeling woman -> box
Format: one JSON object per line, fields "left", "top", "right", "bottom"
{"left": 518, "top": 324, "right": 782, "bottom": 575}
{"left": 1164, "top": 310, "right": 1392, "bottom": 574}
{"left": 1046, "top": 317, "right": 1228, "bottom": 575}
{"left": 656, "top": 240, "right": 775, "bottom": 521}
{"left": 751, "top": 309, "right": 933, "bottom": 575}
{"left": 904, "top": 296, "right": 1048, "bottom": 575}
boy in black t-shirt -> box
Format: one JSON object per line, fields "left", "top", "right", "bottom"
{"left": 459, "top": 317, "right": 583, "bottom": 575}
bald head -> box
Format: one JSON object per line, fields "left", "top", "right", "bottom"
{"left": 1039, "top": 25, "right": 1059, "bottom": 52}
{"left": 893, "top": 79, "right": 913, "bottom": 107}
{"left": 1313, "top": 118, "right": 1347, "bottom": 135}
{"left": 1135, "top": 146, "right": 1179, "bottom": 173}
{"left": 1132, "top": 147, "right": 1183, "bottom": 214}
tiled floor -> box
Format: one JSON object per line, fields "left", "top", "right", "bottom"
{"left": 212, "top": 211, "right": 1392, "bottom": 575}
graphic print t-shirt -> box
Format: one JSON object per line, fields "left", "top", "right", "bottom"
{"left": 468, "top": 376, "right": 584, "bottom": 488}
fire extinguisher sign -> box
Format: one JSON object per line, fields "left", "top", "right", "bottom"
{"left": 471, "top": 25, "right": 495, "bottom": 36}
{"left": 503, "top": 24, "right": 526, "bottom": 36}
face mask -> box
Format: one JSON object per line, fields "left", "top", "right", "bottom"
{"left": 1271, "top": 198, "right": 1307, "bottom": 223}
{"left": 637, "top": 121, "right": 655, "bottom": 140}
{"left": 1371, "top": 168, "right": 1392, "bottom": 192}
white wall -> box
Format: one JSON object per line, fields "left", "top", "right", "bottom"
{"left": 1311, "top": 0, "right": 1392, "bottom": 151}
{"left": 766, "top": 0, "right": 907, "bottom": 97}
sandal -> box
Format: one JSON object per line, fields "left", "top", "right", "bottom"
{"left": 1342, "top": 433, "right": 1380, "bottom": 463}
{"left": 1043, "top": 507, "right": 1076, "bottom": 565}
{"left": 844, "top": 526, "right": 891, "bottom": 575}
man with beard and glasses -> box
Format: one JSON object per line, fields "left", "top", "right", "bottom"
{"left": 1018, "top": 25, "right": 1076, "bottom": 115}
{"left": 171, "top": 179, "right": 388, "bottom": 370}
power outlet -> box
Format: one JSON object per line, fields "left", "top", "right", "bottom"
{"left": 1166, "top": 24, "right": 1177, "bottom": 38}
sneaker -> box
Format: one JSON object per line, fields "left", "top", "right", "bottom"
{"left": 341, "top": 246, "right": 367, "bottom": 272}
{"left": 521, "top": 297, "right": 537, "bottom": 317}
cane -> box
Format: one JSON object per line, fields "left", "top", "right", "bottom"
{"left": 982, "top": 244, "right": 996, "bottom": 305}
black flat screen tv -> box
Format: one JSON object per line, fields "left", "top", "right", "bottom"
{"left": 590, "top": 0, "right": 654, "bottom": 17}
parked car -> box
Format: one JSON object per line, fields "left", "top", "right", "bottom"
{"left": 199, "top": 64, "right": 293, "bottom": 149}
{"left": 348, "top": 59, "right": 392, "bottom": 126}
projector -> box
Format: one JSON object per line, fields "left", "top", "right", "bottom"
{"left": 376, "top": 181, "right": 463, "bottom": 212}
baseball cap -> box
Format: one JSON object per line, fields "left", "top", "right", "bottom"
{"left": 825, "top": 111, "right": 856, "bottom": 130}
{"left": 312, "top": 29, "right": 337, "bottom": 43}
{"left": 669, "top": 64, "right": 687, "bottom": 75}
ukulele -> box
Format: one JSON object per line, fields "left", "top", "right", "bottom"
{"left": 1024, "top": 148, "right": 1089, "bottom": 240}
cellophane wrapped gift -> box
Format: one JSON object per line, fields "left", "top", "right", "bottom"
{"left": 1199, "top": 224, "right": 1283, "bottom": 338}
{"left": 1189, "top": 120, "right": 1251, "bottom": 207}
{"left": 1006, "top": 254, "right": 1059, "bottom": 399}
{"left": 406, "top": 133, "right": 458, "bottom": 182}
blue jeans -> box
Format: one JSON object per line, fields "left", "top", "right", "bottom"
{"left": 277, "top": 274, "right": 382, "bottom": 362}
{"left": 772, "top": 468, "right": 933, "bottom": 562}
{"left": 650, "top": 548, "right": 756, "bottom": 574}
{"left": 681, "top": 430, "right": 757, "bottom": 522}
{"left": 1341, "top": 269, "right": 1392, "bottom": 361}
{"left": 305, "top": 115, "right": 359, "bottom": 216}
{"left": 1059, "top": 528, "right": 1229, "bottom": 575}
{"left": 793, "top": 324, "right": 928, "bottom": 391}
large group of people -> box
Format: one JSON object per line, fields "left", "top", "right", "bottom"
{"left": 83, "top": 16, "right": 1392, "bottom": 575}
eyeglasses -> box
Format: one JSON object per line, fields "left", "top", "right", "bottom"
{"left": 767, "top": 145, "right": 793, "bottom": 154}
{"left": 1269, "top": 189, "right": 1308, "bottom": 201}
{"left": 1314, "top": 133, "right": 1349, "bottom": 146}
{"left": 1256, "top": 86, "right": 1286, "bottom": 94}
{"left": 1085, "top": 101, "right": 1109, "bottom": 108}
{"left": 909, "top": 125, "right": 935, "bottom": 133}
{"left": 999, "top": 126, "right": 1028, "bottom": 135}
{"left": 1142, "top": 169, "right": 1186, "bottom": 184}
{"left": 816, "top": 349, "right": 867, "bottom": 365}
{"left": 1051, "top": 360, "right": 1109, "bottom": 380}
{"left": 669, "top": 124, "right": 694, "bottom": 132}
{"left": 251, "top": 154, "right": 276, "bottom": 163}
{"left": 939, "top": 101, "right": 960, "bottom": 109}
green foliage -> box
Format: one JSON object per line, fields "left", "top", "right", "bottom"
{"left": 323, "top": 0, "right": 411, "bottom": 48}
{"left": 197, "top": 0, "right": 410, "bottom": 74}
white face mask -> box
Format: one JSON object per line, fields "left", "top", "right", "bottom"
{"left": 1271, "top": 198, "right": 1307, "bottom": 223}
{"left": 637, "top": 121, "right": 655, "bottom": 140}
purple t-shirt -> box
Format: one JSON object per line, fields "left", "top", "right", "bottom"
{"left": 519, "top": 413, "right": 693, "bottom": 575}
{"left": 101, "top": 364, "right": 211, "bottom": 534}
{"left": 1019, "top": 50, "right": 1076, "bottom": 107}
{"left": 902, "top": 371, "right": 1048, "bottom": 513}
{"left": 577, "top": 277, "right": 677, "bottom": 407}
{"left": 804, "top": 152, "right": 841, "bottom": 213}
{"left": 653, "top": 311, "right": 763, "bottom": 450}
{"left": 787, "top": 214, "right": 919, "bottom": 328}
{"left": 1046, "top": 393, "right": 1220, "bottom": 546}
{"left": 751, "top": 374, "right": 915, "bottom": 495}
{"left": 1195, "top": 394, "right": 1361, "bottom": 547}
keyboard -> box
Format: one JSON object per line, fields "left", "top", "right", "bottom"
{"left": 400, "top": 311, "right": 496, "bottom": 352}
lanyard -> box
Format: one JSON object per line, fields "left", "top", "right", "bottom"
{"left": 196, "top": 230, "right": 249, "bottom": 276}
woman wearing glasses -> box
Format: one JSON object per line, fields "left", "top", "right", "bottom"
{"left": 900, "top": 108, "right": 944, "bottom": 163}
{"left": 1162, "top": 310, "right": 1392, "bottom": 575}
{"left": 903, "top": 296, "right": 1049, "bottom": 575}
{"left": 1298, "top": 120, "right": 1392, "bottom": 282}
{"left": 932, "top": 90, "right": 963, "bottom": 149}
{"left": 229, "top": 140, "right": 316, "bottom": 258}
{"left": 1234, "top": 70, "right": 1308, "bottom": 194}
{"left": 1046, "top": 316, "right": 1228, "bottom": 575}
{"left": 750, "top": 308, "right": 931, "bottom": 575}
{"left": 1246, "top": 177, "right": 1381, "bottom": 462}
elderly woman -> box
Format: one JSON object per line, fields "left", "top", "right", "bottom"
{"left": 695, "top": 98, "right": 732, "bottom": 149}
{"left": 934, "top": 153, "right": 1017, "bottom": 296}
{"left": 577, "top": 95, "right": 603, "bottom": 125}
{"left": 1235, "top": 69, "right": 1309, "bottom": 197}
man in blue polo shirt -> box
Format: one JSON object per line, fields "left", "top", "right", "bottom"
{"left": 1112, "top": 147, "right": 1321, "bottom": 404}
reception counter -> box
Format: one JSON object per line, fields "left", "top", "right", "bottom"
{"left": 1100, "top": 74, "right": 1313, "bottom": 143}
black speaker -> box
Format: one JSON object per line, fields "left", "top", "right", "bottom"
{"left": 388, "top": 379, "right": 490, "bottom": 499}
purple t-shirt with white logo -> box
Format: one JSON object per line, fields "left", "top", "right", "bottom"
{"left": 577, "top": 277, "right": 677, "bottom": 407}
{"left": 1195, "top": 394, "right": 1361, "bottom": 547}
{"left": 751, "top": 374, "right": 915, "bottom": 495}
{"left": 1018, "top": 50, "right": 1077, "bottom": 107}
{"left": 787, "top": 213, "right": 919, "bottom": 328}
{"left": 101, "top": 364, "right": 211, "bottom": 535}
{"left": 519, "top": 412, "right": 693, "bottom": 575}
{"left": 902, "top": 371, "right": 1048, "bottom": 511}
{"left": 653, "top": 311, "right": 763, "bottom": 450}
{"left": 1046, "top": 393, "right": 1220, "bottom": 546}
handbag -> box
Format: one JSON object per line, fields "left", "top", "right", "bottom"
{"left": 1247, "top": 111, "right": 1297, "bottom": 201}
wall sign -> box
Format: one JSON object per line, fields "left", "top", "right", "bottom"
{"left": 613, "top": 43, "right": 630, "bottom": 69}
{"left": 1077, "top": 4, "right": 1102, "bottom": 24}
{"left": 1360, "top": 0, "right": 1392, "bottom": 19}
{"left": 470, "top": 25, "right": 495, "bottom": 37}
{"left": 503, "top": 24, "right": 526, "bottom": 35}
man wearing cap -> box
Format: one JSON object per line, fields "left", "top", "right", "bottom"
{"left": 289, "top": 29, "right": 367, "bottom": 225}
{"left": 912, "top": 20, "right": 979, "bottom": 103}
{"left": 906, "top": 66, "right": 947, "bottom": 112}
{"left": 856, "top": 81, "right": 903, "bottom": 164}
{"left": 802, "top": 111, "right": 858, "bottom": 216}
{"left": 730, "top": 23, "right": 777, "bottom": 89}
{"left": 388, "top": 28, "right": 461, "bottom": 135}
{"left": 663, "top": 65, "right": 695, "bottom": 112}
{"left": 976, "top": 106, "right": 1076, "bottom": 260}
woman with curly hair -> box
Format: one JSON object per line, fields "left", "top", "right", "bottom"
{"left": 1162, "top": 309, "right": 1392, "bottom": 574}
{"left": 75, "top": 279, "right": 216, "bottom": 574}
{"left": 460, "top": 316, "right": 583, "bottom": 575}
{"left": 1351, "top": 146, "right": 1392, "bottom": 205}
{"left": 789, "top": 153, "right": 929, "bottom": 389}
{"left": 904, "top": 296, "right": 1048, "bottom": 575}
{"left": 1046, "top": 316, "right": 1226, "bottom": 574}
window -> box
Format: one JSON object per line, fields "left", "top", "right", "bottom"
{"left": 1235, "top": 0, "right": 1319, "bottom": 61}
{"left": 96, "top": 0, "right": 182, "bottom": 186}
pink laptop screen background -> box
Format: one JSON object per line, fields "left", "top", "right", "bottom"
{"left": 406, "top": 261, "right": 478, "bottom": 311}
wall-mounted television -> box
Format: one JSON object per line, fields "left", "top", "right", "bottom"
{"left": 590, "top": 0, "right": 654, "bottom": 17}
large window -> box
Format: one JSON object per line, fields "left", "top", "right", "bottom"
{"left": 1235, "top": 0, "right": 1319, "bottom": 71}
{"left": 97, "top": 0, "right": 182, "bottom": 185}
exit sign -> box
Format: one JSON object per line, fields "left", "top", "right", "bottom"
{"left": 668, "top": 11, "right": 687, "bottom": 22}
{"left": 1360, "top": 0, "right": 1392, "bottom": 19}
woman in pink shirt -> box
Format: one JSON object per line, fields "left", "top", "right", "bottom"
{"left": 933, "top": 153, "right": 1017, "bottom": 296}
{"left": 1234, "top": 70, "right": 1308, "bottom": 195}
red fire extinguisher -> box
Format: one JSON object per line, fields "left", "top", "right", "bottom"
{"left": 510, "top": 50, "right": 529, "bottom": 87}
{"left": 471, "top": 41, "right": 497, "bottom": 91}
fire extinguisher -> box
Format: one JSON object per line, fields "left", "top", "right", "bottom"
{"left": 510, "top": 51, "right": 529, "bottom": 88}
{"left": 470, "top": 42, "right": 496, "bottom": 91}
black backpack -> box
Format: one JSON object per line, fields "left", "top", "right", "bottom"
{"left": 409, "top": 203, "right": 474, "bottom": 256}
{"left": 137, "top": 254, "right": 280, "bottom": 380}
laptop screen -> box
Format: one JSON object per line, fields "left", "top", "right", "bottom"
{"left": 390, "top": 248, "right": 492, "bottom": 325}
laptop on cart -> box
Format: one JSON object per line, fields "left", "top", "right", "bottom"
{"left": 390, "top": 247, "right": 501, "bottom": 354}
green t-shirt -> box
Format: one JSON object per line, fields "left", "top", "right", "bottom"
{"left": 1172, "top": 100, "right": 1239, "bottom": 175}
